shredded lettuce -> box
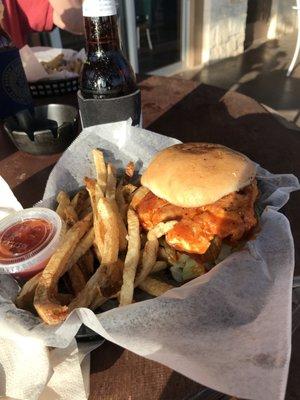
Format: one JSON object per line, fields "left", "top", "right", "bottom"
{"left": 170, "top": 254, "right": 205, "bottom": 283}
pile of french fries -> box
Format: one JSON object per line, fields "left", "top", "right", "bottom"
{"left": 15, "top": 149, "right": 179, "bottom": 325}
{"left": 41, "top": 54, "right": 83, "bottom": 75}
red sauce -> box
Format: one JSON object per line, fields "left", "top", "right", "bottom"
{"left": 0, "top": 219, "right": 52, "bottom": 260}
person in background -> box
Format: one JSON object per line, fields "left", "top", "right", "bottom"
{"left": 2, "top": 0, "right": 84, "bottom": 48}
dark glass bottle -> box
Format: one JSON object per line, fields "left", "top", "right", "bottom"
{"left": 81, "top": 0, "right": 137, "bottom": 99}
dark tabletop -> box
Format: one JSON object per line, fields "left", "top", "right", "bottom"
{"left": 0, "top": 76, "right": 299, "bottom": 399}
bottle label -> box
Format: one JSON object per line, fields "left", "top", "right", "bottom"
{"left": 83, "top": 0, "right": 117, "bottom": 17}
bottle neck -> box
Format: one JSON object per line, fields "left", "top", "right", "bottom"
{"left": 84, "top": 15, "right": 121, "bottom": 54}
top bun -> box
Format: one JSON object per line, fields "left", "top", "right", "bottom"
{"left": 141, "top": 143, "right": 256, "bottom": 208}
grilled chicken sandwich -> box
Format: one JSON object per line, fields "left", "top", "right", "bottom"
{"left": 134, "top": 143, "right": 258, "bottom": 257}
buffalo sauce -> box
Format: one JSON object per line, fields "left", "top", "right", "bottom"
{"left": 136, "top": 181, "right": 259, "bottom": 255}
{"left": 0, "top": 219, "right": 52, "bottom": 261}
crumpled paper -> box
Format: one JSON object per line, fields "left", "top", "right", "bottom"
{"left": 20, "top": 46, "right": 85, "bottom": 82}
{"left": 0, "top": 176, "right": 22, "bottom": 219}
{"left": 0, "top": 120, "right": 299, "bottom": 400}
{"left": 0, "top": 176, "right": 100, "bottom": 400}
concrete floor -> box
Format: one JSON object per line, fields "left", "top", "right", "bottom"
{"left": 174, "top": 33, "right": 300, "bottom": 130}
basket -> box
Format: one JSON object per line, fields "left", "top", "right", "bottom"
{"left": 29, "top": 77, "right": 79, "bottom": 98}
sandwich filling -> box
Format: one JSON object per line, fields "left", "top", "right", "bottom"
{"left": 135, "top": 180, "right": 258, "bottom": 254}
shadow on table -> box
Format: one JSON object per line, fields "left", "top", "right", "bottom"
{"left": 90, "top": 342, "right": 124, "bottom": 374}
{"left": 147, "top": 83, "right": 300, "bottom": 172}
{"left": 13, "top": 164, "right": 56, "bottom": 208}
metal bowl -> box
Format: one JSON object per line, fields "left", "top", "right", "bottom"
{"left": 4, "top": 104, "right": 78, "bottom": 155}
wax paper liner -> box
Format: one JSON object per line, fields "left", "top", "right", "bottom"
{"left": 0, "top": 120, "right": 299, "bottom": 400}
{"left": 20, "top": 46, "right": 85, "bottom": 82}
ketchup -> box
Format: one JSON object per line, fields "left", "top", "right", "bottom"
{"left": 0, "top": 219, "right": 52, "bottom": 261}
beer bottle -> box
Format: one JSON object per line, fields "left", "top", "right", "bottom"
{"left": 81, "top": 0, "right": 138, "bottom": 99}
{"left": 0, "top": 5, "right": 33, "bottom": 119}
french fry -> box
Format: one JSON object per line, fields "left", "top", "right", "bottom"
{"left": 92, "top": 239, "right": 160, "bottom": 309}
{"left": 66, "top": 227, "right": 94, "bottom": 270}
{"left": 56, "top": 293, "right": 73, "bottom": 305}
{"left": 80, "top": 206, "right": 93, "bottom": 219}
{"left": 110, "top": 200, "right": 128, "bottom": 251}
{"left": 71, "top": 188, "right": 88, "bottom": 215}
{"left": 64, "top": 205, "right": 78, "bottom": 228}
{"left": 140, "top": 232, "right": 148, "bottom": 249}
{"left": 122, "top": 183, "right": 138, "bottom": 203}
{"left": 79, "top": 248, "right": 94, "bottom": 277}
{"left": 92, "top": 149, "right": 107, "bottom": 194}
{"left": 41, "top": 54, "right": 64, "bottom": 73}
{"left": 138, "top": 277, "right": 174, "bottom": 297}
{"left": 15, "top": 273, "right": 73, "bottom": 311}
{"left": 90, "top": 263, "right": 168, "bottom": 311}
{"left": 125, "top": 161, "right": 135, "bottom": 178}
{"left": 135, "top": 238, "right": 159, "bottom": 286}
{"left": 147, "top": 221, "right": 178, "bottom": 241}
{"left": 56, "top": 191, "right": 70, "bottom": 219}
{"left": 15, "top": 221, "right": 90, "bottom": 315}
{"left": 34, "top": 214, "right": 92, "bottom": 325}
{"left": 119, "top": 209, "right": 141, "bottom": 306}
{"left": 98, "top": 260, "right": 124, "bottom": 298}
{"left": 93, "top": 243, "right": 102, "bottom": 262}
{"left": 90, "top": 288, "right": 107, "bottom": 310}
{"left": 15, "top": 272, "right": 42, "bottom": 312}
{"left": 68, "top": 263, "right": 86, "bottom": 295}
{"left": 69, "top": 260, "right": 123, "bottom": 310}
{"left": 97, "top": 197, "right": 119, "bottom": 264}
{"left": 85, "top": 177, "right": 99, "bottom": 215}
{"left": 85, "top": 177, "right": 104, "bottom": 255}
{"left": 56, "top": 192, "right": 78, "bottom": 227}
{"left": 103, "top": 165, "right": 127, "bottom": 251}
{"left": 79, "top": 197, "right": 92, "bottom": 219}
{"left": 151, "top": 260, "right": 168, "bottom": 273}
{"left": 105, "top": 163, "right": 117, "bottom": 200}
{"left": 68, "top": 199, "right": 120, "bottom": 310}
{"left": 116, "top": 182, "right": 128, "bottom": 221}
{"left": 130, "top": 186, "right": 149, "bottom": 209}
{"left": 92, "top": 241, "right": 163, "bottom": 309}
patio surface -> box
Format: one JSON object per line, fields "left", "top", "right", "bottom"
{"left": 174, "top": 33, "right": 300, "bottom": 130}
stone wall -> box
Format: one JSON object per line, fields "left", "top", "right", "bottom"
{"left": 203, "top": 0, "right": 248, "bottom": 64}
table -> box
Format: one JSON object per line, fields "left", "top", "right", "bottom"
{"left": 1, "top": 76, "right": 299, "bottom": 399}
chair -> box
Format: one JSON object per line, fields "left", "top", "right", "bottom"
{"left": 135, "top": 0, "right": 153, "bottom": 51}
{"left": 136, "top": 15, "right": 153, "bottom": 50}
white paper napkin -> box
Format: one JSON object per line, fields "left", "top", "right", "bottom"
{"left": 0, "top": 176, "right": 93, "bottom": 400}
{"left": 0, "top": 176, "right": 23, "bottom": 219}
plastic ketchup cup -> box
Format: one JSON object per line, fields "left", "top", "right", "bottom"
{"left": 0, "top": 208, "right": 62, "bottom": 281}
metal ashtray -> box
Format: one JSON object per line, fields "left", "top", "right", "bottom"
{"left": 4, "top": 104, "right": 78, "bottom": 155}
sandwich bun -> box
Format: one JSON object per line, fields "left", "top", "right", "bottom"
{"left": 141, "top": 142, "right": 256, "bottom": 208}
